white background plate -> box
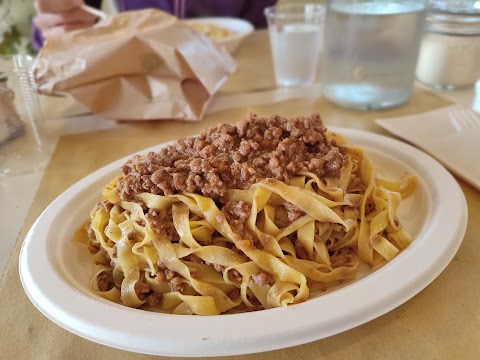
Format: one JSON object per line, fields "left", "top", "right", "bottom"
{"left": 19, "top": 128, "right": 467, "bottom": 357}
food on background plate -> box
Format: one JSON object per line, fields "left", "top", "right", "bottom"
{"left": 183, "top": 17, "right": 254, "bottom": 54}
{"left": 75, "top": 113, "right": 417, "bottom": 315}
{"left": 188, "top": 22, "right": 233, "bottom": 40}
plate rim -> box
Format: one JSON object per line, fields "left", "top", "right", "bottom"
{"left": 19, "top": 127, "right": 468, "bottom": 357}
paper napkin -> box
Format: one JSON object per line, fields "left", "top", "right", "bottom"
{"left": 375, "top": 105, "right": 480, "bottom": 190}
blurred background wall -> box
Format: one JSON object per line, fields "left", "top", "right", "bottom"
{"left": 0, "top": 0, "right": 325, "bottom": 55}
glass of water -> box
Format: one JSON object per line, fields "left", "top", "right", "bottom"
{"left": 321, "top": 0, "right": 427, "bottom": 110}
{"left": 264, "top": 4, "right": 325, "bottom": 87}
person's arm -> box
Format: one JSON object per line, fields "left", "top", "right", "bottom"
{"left": 32, "top": 0, "right": 102, "bottom": 51}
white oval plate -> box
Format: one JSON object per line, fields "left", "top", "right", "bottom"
{"left": 19, "top": 128, "right": 467, "bottom": 357}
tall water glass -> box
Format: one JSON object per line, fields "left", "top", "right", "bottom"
{"left": 321, "top": 0, "right": 427, "bottom": 110}
{"left": 265, "top": 4, "right": 325, "bottom": 87}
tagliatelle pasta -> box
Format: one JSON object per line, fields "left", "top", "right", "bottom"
{"left": 75, "top": 114, "right": 417, "bottom": 315}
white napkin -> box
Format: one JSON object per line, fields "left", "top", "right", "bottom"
{"left": 375, "top": 105, "right": 480, "bottom": 191}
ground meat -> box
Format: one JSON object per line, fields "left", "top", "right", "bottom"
{"left": 330, "top": 248, "right": 355, "bottom": 268}
{"left": 283, "top": 202, "right": 305, "bottom": 222}
{"left": 94, "top": 200, "right": 114, "bottom": 213}
{"left": 164, "top": 268, "right": 175, "bottom": 280}
{"left": 229, "top": 269, "right": 243, "bottom": 283}
{"left": 227, "top": 288, "right": 240, "bottom": 300}
{"left": 132, "top": 274, "right": 164, "bottom": 306}
{"left": 97, "top": 271, "right": 115, "bottom": 292}
{"left": 145, "top": 209, "right": 177, "bottom": 238}
{"left": 127, "top": 230, "right": 136, "bottom": 241}
{"left": 116, "top": 113, "right": 344, "bottom": 202}
{"left": 212, "top": 264, "right": 226, "bottom": 273}
{"left": 365, "top": 197, "right": 376, "bottom": 215}
{"left": 323, "top": 148, "right": 344, "bottom": 177}
{"left": 251, "top": 272, "right": 274, "bottom": 286}
{"left": 223, "top": 201, "right": 251, "bottom": 222}
{"left": 134, "top": 276, "right": 151, "bottom": 300}
{"left": 294, "top": 241, "right": 309, "bottom": 260}
{"left": 156, "top": 262, "right": 185, "bottom": 292}
{"left": 169, "top": 276, "right": 185, "bottom": 292}
{"left": 145, "top": 292, "right": 163, "bottom": 306}
{"left": 87, "top": 226, "right": 96, "bottom": 242}
{"left": 206, "top": 261, "right": 243, "bottom": 282}
{"left": 155, "top": 271, "right": 166, "bottom": 284}
{"left": 394, "top": 218, "right": 401, "bottom": 227}
{"left": 223, "top": 201, "right": 253, "bottom": 240}
{"left": 245, "top": 298, "right": 264, "bottom": 312}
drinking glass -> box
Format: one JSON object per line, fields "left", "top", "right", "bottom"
{"left": 321, "top": 0, "right": 427, "bottom": 110}
{"left": 264, "top": 4, "right": 325, "bottom": 87}
{"left": 0, "top": 55, "right": 52, "bottom": 176}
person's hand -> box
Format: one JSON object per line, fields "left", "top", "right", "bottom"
{"left": 33, "top": 0, "right": 97, "bottom": 39}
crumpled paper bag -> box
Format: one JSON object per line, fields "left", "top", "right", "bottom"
{"left": 33, "top": 9, "right": 237, "bottom": 121}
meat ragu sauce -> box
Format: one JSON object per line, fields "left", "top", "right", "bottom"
{"left": 117, "top": 113, "right": 344, "bottom": 202}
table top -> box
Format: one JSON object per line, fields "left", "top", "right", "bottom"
{"left": 0, "top": 30, "right": 479, "bottom": 359}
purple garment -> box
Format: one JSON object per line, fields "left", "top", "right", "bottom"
{"left": 32, "top": 0, "right": 275, "bottom": 51}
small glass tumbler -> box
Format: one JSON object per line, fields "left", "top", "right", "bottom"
{"left": 0, "top": 55, "right": 51, "bottom": 176}
{"left": 264, "top": 4, "right": 325, "bottom": 87}
{"left": 321, "top": 0, "right": 427, "bottom": 110}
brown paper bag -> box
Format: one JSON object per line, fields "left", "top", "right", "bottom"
{"left": 33, "top": 9, "right": 237, "bottom": 121}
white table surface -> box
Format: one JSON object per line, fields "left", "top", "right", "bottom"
{"left": 0, "top": 84, "right": 476, "bottom": 276}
